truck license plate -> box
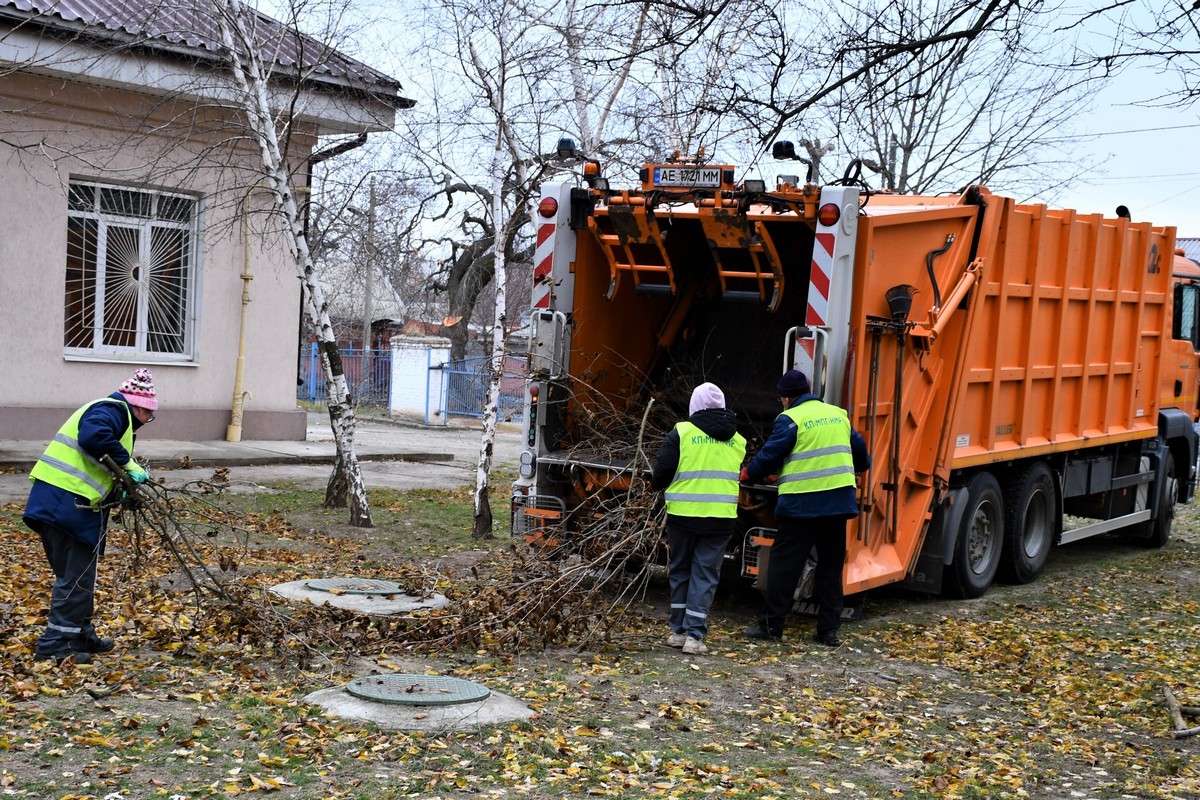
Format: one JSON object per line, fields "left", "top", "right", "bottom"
{"left": 653, "top": 166, "right": 722, "bottom": 188}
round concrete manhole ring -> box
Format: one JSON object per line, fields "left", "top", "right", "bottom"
{"left": 306, "top": 578, "right": 404, "bottom": 595}
{"left": 346, "top": 675, "right": 491, "bottom": 706}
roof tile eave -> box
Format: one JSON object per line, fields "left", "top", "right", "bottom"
{"left": 0, "top": 0, "right": 406, "bottom": 94}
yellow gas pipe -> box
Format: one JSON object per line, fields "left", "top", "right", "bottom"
{"left": 226, "top": 194, "right": 254, "bottom": 441}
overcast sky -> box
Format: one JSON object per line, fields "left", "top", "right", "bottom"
{"left": 1036, "top": 67, "right": 1200, "bottom": 236}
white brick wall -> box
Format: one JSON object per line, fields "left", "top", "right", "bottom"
{"left": 389, "top": 335, "right": 451, "bottom": 425}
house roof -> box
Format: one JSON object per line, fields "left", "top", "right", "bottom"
{"left": 1179, "top": 238, "right": 1200, "bottom": 264}
{"left": 0, "top": 0, "right": 413, "bottom": 109}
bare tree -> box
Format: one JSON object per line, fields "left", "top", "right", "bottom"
{"left": 309, "top": 163, "right": 427, "bottom": 328}
{"left": 1069, "top": 0, "right": 1200, "bottom": 104}
{"left": 388, "top": 0, "right": 667, "bottom": 365}
{"left": 431, "top": 0, "right": 548, "bottom": 538}
{"left": 212, "top": 0, "right": 374, "bottom": 526}
{"left": 613, "top": 1, "right": 775, "bottom": 163}
{"left": 826, "top": 0, "right": 1093, "bottom": 198}
{"left": 685, "top": 0, "right": 1030, "bottom": 152}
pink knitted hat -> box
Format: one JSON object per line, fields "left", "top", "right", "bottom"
{"left": 689, "top": 382, "right": 726, "bottom": 415}
{"left": 119, "top": 368, "right": 158, "bottom": 411}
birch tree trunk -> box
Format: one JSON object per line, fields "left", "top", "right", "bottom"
{"left": 472, "top": 140, "right": 508, "bottom": 539}
{"left": 468, "top": 4, "right": 506, "bottom": 539}
{"left": 214, "top": 0, "right": 372, "bottom": 527}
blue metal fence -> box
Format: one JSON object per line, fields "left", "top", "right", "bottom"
{"left": 444, "top": 354, "right": 527, "bottom": 421}
{"left": 298, "top": 343, "right": 392, "bottom": 406}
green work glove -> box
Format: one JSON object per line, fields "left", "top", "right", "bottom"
{"left": 124, "top": 462, "right": 150, "bottom": 484}
{"left": 118, "top": 487, "right": 142, "bottom": 511}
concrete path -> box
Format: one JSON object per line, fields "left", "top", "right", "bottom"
{"left": 0, "top": 412, "right": 523, "bottom": 503}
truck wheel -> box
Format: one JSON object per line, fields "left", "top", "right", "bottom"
{"left": 1140, "top": 451, "right": 1177, "bottom": 548}
{"left": 946, "top": 472, "right": 1004, "bottom": 599}
{"left": 999, "top": 462, "right": 1057, "bottom": 584}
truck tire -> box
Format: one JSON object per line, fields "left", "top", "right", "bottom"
{"left": 999, "top": 462, "right": 1057, "bottom": 584}
{"left": 945, "top": 472, "right": 1004, "bottom": 599}
{"left": 1140, "top": 451, "right": 1177, "bottom": 548}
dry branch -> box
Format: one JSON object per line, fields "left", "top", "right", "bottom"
{"left": 98, "top": 459, "right": 364, "bottom": 667}
{"left": 86, "top": 677, "right": 133, "bottom": 700}
{"left": 1162, "top": 685, "right": 1200, "bottom": 739}
{"left": 103, "top": 455, "right": 235, "bottom": 603}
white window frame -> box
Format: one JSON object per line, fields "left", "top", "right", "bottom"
{"left": 63, "top": 180, "right": 200, "bottom": 363}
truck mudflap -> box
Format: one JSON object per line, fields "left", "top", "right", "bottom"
{"left": 1159, "top": 407, "right": 1199, "bottom": 502}
{"left": 898, "top": 487, "right": 969, "bottom": 595}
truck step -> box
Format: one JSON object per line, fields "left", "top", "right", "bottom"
{"left": 587, "top": 213, "right": 676, "bottom": 298}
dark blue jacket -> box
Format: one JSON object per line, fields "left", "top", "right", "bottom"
{"left": 23, "top": 392, "right": 142, "bottom": 548}
{"left": 745, "top": 395, "right": 871, "bottom": 520}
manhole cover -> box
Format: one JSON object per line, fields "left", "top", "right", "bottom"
{"left": 306, "top": 578, "right": 403, "bottom": 595}
{"left": 346, "top": 674, "right": 491, "bottom": 706}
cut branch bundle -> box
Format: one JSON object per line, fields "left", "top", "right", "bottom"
{"left": 98, "top": 455, "right": 670, "bottom": 665}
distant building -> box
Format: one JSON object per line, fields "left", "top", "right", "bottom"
{"left": 1178, "top": 237, "right": 1200, "bottom": 264}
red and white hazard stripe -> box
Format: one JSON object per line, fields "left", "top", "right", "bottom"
{"left": 532, "top": 219, "right": 555, "bottom": 310}
{"left": 806, "top": 232, "right": 835, "bottom": 327}
{"left": 796, "top": 230, "right": 836, "bottom": 378}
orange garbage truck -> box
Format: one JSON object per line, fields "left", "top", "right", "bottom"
{"left": 511, "top": 145, "right": 1200, "bottom": 601}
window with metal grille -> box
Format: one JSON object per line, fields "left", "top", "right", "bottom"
{"left": 64, "top": 181, "right": 198, "bottom": 360}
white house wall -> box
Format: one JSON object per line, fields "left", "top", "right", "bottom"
{"left": 0, "top": 72, "right": 310, "bottom": 441}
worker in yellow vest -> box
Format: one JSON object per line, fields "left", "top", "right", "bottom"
{"left": 24, "top": 368, "right": 157, "bottom": 664}
{"left": 650, "top": 382, "right": 746, "bottom": 655}
{"left": 741, "top": 369, "right": 870, "bottom": 647}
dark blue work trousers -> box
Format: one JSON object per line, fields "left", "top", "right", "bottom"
{"left": 35, "top": 523, "right": 100, "bottom": 656}
{"left": 760, "top": 515, "right": 846, "bottom": 638}
{"left": 667, "top": 525, "right": 730, "bottom": 640}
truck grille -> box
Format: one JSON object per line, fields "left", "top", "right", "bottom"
{"left": 741, "top": 526, "right": 776, "bottom": 580}
{"left": 511, "top": 494, "right": 566, "bottom": 544}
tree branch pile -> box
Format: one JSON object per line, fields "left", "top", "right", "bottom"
{"left": 103, "top": 466, "right": 670, "bottom": 668}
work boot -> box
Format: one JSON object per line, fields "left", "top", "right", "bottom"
{"left": 76, "top": 629, "right": 115, "bottom": 654}
{"left": 813, "top": 630, "right": 841, "bottom": 647}
{"left": 681, "top": 637, "right": 707, "bottom": 655}
{"left": 742, "top": 624, "right": 782, "bottom": 641}
{"left": 35, "top": 650, "right": 92, "bottom": 666}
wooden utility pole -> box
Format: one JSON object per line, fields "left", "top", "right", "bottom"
{"left": 362, "top": 178, "right": 376, "bottom": 352}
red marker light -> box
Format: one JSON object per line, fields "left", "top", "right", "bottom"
{"left": 817, "top": 203, "right": 840, "bottom": 227}
{"left": 529, "top": 384, "right": 540, "bottom": 398}
{"left": 538, "top": 197, "right": 558, "bottom": 218}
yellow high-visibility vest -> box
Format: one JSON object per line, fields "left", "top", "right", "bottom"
{"left": 665, "top": 421, "right": 746, "bottom": 518}
{"left": 30, "top": 398, "right": 133, "bottom": 506}
{"left": 777, "top": 401, "right": 855, "bottom": 495}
